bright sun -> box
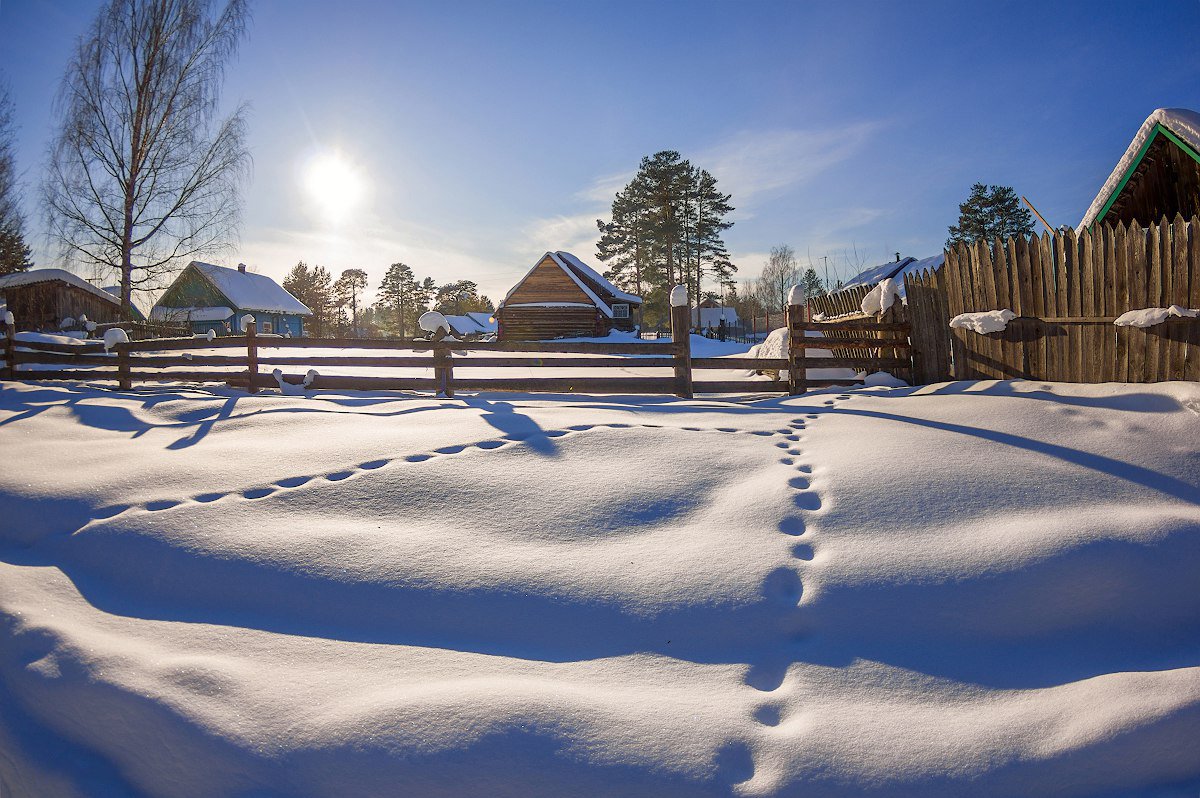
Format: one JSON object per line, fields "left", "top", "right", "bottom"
{"left": 303, "top": 151, "right": 366, "bottom": 224}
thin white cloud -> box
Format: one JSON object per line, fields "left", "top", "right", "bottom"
{"left": 697, "top": 123, "right": 881, "bottom": 210}
{"left": 575, "top": 170, "right": 634, "bottom": 204}
{"left": 520, "top": 213, "right": 599, "bottom": 258}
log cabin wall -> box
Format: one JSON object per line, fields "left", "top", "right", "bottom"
{"left": 2, "top": 282, "right": 125, "bottom": 331}
{"left": 497, "top": 306, "right": 605, "bottom": 341}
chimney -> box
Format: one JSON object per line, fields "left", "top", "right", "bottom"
{"left": 895, "top": 252, "right": 901, "bottom": 262}
{"left": 237, "top": 263, "right": 247, "bottom": 273}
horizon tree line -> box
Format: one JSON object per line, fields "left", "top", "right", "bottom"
{"left": 282, "top": 261, "right": 494, "bottom": 338}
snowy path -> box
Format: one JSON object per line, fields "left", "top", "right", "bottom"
{"left": 0, "top": 380, "right": 1197, "bottom": 796}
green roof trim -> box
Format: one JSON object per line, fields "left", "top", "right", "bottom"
{"left": 1093, "top": 123, "right": 1200, "bottom": 229}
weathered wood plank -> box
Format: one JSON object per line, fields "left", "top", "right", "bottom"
{"left": 692, "top": 380, "right": 790, "bottom": 393}
{"left": 451, "top": 377, "right": 679, "bottom": 394}
{"left": 690, "top": 357, "right": 788, "bottom": 370}
{"left": 791, "top": 321, "right": 911, "bottom": 332}
{"left": 1113, "top": 223, "right": 1131, "bottom": 382}
{"left": 1129, "top": 219, "right": 1149, "bottom": 382}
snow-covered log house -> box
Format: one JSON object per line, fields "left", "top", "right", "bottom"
{"left": 0, "top": 269, "right": 126, "bottom": 331}
{"left": 494, "top": 251, "right": 641, "bottom": 341}
{"left": 150, "top": 262, "right": 313, "bottom": 336}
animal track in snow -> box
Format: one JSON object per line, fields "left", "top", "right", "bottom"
{"left": 78, "top": 421, "right": 802, "bottom": 525}
{"left": 753, "top": 705, "right": 781, "bottom": 727}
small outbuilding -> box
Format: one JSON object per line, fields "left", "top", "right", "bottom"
{"left": 1079, "top": 107, "right": 1200, "bottom": 229}
{"left": 495, "top": 251, "right": 642, "bottom": 341}
{"left": 0, "top": 269, "right": 126, "bottom": 331}
{"left": 444, "top": 311, "right": 497, "bottom": 339}
{"left": 151, "top": 261, "right": 312, "bottom": 336}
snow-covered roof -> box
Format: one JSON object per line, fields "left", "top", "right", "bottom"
{"left": 189, "top": 262, "right": 312, "bottom": 316}
{"left": 1079, "top": 108, "right": 1200, "bottom": 230}
{"left": 839, "top": 254, "right": 944, "bottom": 300}
{"left": 149, "top": 305, "right": 234, "bottom": 322}
{"left": 554, "top": 251, "right": 642, "bottom": 305}
{"left": 0, "top": 269, "right": 121, "bottom": 306}
{"left": 444, "top": 312, "right": 497, "bottom": 336}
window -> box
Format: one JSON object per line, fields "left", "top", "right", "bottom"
{"left": 611, "top": 303, "right": 630, "bottom": 319}
{"left": 263, "top": 321, "right": 273, "bottom": 333}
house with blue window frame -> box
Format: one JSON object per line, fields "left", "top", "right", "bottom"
{"left": 150, "top": 262, "right": 313, "bottom": 336}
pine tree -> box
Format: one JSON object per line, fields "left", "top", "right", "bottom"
{"left": 596, "top": 151, "right": 736, "bottom": 326}
{"left": 375, "top": 262, "right": 421, "bottom": 336}
{"left": 282, "top": 261, "right": 334, "bottom": 336}
{"left": 434, "top": 280, "right": 493, "bottom": 316}
{"left": 417, "top": 277, "right": 437, "bottom": 319}
{"left": 691, "top": 169, "right": 736, "bottom": 300}
{"left": 800, "top": 267, "right": 825, "bottom": 301}
{"left": 596, "top": 178, "right": 650, "bottom": 300}
{"left": 946, "top": 183, "right": 1034, "bottom": 248}
{"left": 333, "top": 268, "right": 368, "bottom": 337}
{"left": 0, "top": 83, "right": 33, "bottom": 276}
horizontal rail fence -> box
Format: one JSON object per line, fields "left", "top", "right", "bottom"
{"left": 943, "top": 215, "right": 1200, "bottom": 382}
{"left": 3, "top": 301, "right": 874, "bottom": 397}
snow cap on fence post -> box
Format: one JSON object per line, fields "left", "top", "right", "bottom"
{"left": 103, "top": 327, "right": 129, "bottom": 352}
{"left": 419, "top": 310, "right": 450, "bottom": 336}
{"left": 3, "top": 310, "right": 13, "bottom": 327}
{"left": 240, "top": 314, "right": 255, "bottom": 333}
{"left": 670, "top": 284, "right": 688, "bottom": 307}
{"left": 787, "top": 284, "right": 806, "bottom": 307}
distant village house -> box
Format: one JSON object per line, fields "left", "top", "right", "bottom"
{"left": 151, "top": 261, "right": 313, "bottom": 336}
{"left": 494, "top": 251, "right": 642, "bottom": 341}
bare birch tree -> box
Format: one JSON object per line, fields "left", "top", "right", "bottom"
{"left": 757, "top": 244, "right": 799, "bottom": 313}
{"left": 44, "top": 0, "right": 251, "bottom": 318}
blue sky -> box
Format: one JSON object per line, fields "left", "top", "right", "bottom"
{"left": 3, "top": 0, "right": 1200, "bottom": 305}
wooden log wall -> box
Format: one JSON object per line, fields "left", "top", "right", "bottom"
{"left": 943, "top": 215, "right": 1200, "bottom": 382}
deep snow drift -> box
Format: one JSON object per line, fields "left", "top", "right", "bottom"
{"left": 0, "top": 379, "right": 1197, "bottom": 797}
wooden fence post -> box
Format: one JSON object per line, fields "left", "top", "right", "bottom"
{"left": 117, "top": 345, "right": 131, "bottom": 390}
{"left": 786, "top": 286, "right": 807, "bottom": 395}
{"left": 3, "top": 315, "right": 14, "bottom": 382}
{"left": 245, "top": 316, "right": 258, "bottom": 393}
{"left": 434, "top": 344, "right": 455, "bottom": 397}
{"left": 669, "top": 285, "right": 692, "bottom": 398}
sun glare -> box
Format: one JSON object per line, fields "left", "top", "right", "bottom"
{"left": 302, "top": 151, "right": 366, "bottom": 224}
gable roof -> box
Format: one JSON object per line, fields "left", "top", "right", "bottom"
{"left": 501, "top": 252, "right": 641, "bottom": 318}
{"left": 0, "top": 269, "right": 122, "bottom": 307}
{"left": 189, "top": 262, "right": 312, "bottom": 316}
{"left": 554, "top": 251, "right": 642, "bottom": 305}
{"left": 1079, "top": 108, "right": 1200, "bottom": 230}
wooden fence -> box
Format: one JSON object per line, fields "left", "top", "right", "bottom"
{"left": 1, "top": 298, "right": 908, "bottom": 398}
{"left": 939, "top": 215, "right": 1200, "bottom": 382}
{"left": 805, "top": 216, "right": 1200, "bottom": 385}
{"left": 804, "top": 285, "right": 919, "bottom": 383}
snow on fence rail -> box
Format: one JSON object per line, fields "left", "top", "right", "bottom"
{"left": 2, "top": 297, "right": 913, "bottom": 397}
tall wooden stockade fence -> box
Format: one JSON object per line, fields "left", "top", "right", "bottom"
{"left": 808, "top": 215, "right": 1200, "bottom": 384}
{"left": 1, "top": 297, "right": 909, "bottom": 398}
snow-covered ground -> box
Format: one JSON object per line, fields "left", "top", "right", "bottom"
{"left": 0, "top": 378, "right": 1197, "bottom": 796}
